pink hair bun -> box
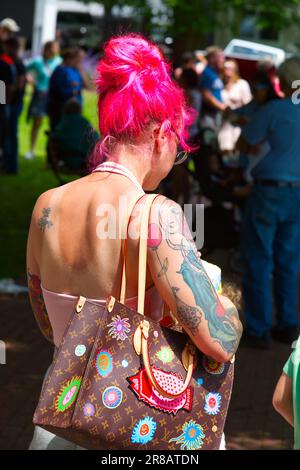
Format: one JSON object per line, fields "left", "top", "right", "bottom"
{"left": 93, "top": 33, "right": 194, "bottom": 166}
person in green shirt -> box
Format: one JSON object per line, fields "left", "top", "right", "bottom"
{"left": 273, "top": 336, "right": 300, "bottom": 449}
{"left": 52, "top": 98, "right": 99, "bottom": 171}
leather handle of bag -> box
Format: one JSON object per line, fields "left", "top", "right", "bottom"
{"left": 119, "top": 193, "right": 146, "bottom": 304}
{"left": 142, "top": 324, "right": 195, "bottom": 398}
{"left": 138, "top": 195, "right": 196, "bottom": 398}
{"left": 120, "top": 193, "right": 159, "bottom": 311}
{"left": 120, "top": 193, "right": 196, "bottom": 398}
{"left": 137, "top": 193, "right": 160, "bottom": 314}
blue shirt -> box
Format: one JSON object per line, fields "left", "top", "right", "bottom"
{"left": 233, "top": 100, "right": 259, "bottom": 118}
{"left": 49, "top": 65, "right": 83, "bottom": 106}
{"left": 199, "top": 65, "right": 223, "bottom": 103}
{"left": 234, "top": 100, "right": 265, "bottom": 180}
{"left": 242, "top": 98, "right": 300, "bottom": 182}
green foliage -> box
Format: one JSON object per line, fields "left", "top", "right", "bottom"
{"left": 82, "top": 0, "right": 300, "bottom": 36}
{"left": 167, "top": 0, "right": 300, "bottom": 33}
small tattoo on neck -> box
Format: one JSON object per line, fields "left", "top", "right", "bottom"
{"left": 38, "top": 208, "right": 53, "bottom": 232}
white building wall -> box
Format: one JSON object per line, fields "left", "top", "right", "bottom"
{"left": 32, "top": 0, "right": 58, "bottom": 54}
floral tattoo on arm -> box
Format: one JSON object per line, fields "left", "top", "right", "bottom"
{"left": 148, "top": 199, "right": 242, "bottom": 355}
{"left": 27, "top": 270, "right": 54, "bottom": 343}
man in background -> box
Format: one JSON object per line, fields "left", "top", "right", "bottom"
{"left": 0, "top": 17, "right": 20, "bottom": 44}
{"left": 3, "top": 37, "right": 26, "bottom": 174}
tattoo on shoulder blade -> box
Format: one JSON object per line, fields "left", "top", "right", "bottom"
{"left": 38, "top": 208, "right": 53, "bottom": 232}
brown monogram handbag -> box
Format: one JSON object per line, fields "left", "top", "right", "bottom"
{"left": 33, "top": 193, "right": 234, "bottom": 450}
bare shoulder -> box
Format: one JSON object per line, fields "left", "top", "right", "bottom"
{"left": 148, "top": 195, "right": 182, "bottom": 221}
{"left": 34, "top": 188, "right": 56, "bottom": 207}
{"left": 131, "top": 194, "right": 184, "bottom": 231}
{"left": 31, "top": 188, "right": 60, "bottom": 229}
{"left": 148, "top": 195, "right": 193, "bottom": 243}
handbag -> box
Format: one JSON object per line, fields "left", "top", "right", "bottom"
{"left": 33, "top": 193, "right": 234, "bottom": 450}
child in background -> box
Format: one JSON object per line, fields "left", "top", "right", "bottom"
{"left": 273, "top": 336, "right": 300, "bottom": 449}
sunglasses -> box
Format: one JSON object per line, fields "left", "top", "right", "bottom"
{"left": 172, "top": 128, "right": 189, "bottom": 166}
{"left": 174, "top": 150, "right": 189, "bottom": 165}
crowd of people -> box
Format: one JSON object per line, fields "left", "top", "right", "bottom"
{"left": 172, "top": 46, "right": 282, "bottom": 200}
{"left": 170, "top": 45, "right": 300, "bottom": 448}
{"left": 172, "top": 46, "right": 299, "bottom": 338}
{"left": 0, "top": 17, "right": 98, "bottom": 175}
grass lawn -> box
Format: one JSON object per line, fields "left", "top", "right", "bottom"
{"left": 0, "top": 89, "right": 98, "bottom": 280}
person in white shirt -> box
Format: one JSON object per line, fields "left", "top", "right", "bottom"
{"left": 218, "top": 60, "right": 252, "bottom": 161}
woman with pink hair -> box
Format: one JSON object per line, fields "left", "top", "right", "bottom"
{"left": 27, "top": 34, "right": 242, "bottom": 450}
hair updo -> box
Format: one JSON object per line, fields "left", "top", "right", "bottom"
{"left": 92, "top": 33, "right": 194, "bottom": 167}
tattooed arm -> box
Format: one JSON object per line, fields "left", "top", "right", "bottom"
{"left": 26, "top": 194, "right": 54, "bottom": 344}
{"left": 147, "top": 196, "right": 242, "bottom": 363}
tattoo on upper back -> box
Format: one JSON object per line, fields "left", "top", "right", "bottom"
{"left": 148, "top": 198, "right": 241, "bottom": 354}
{"left": 38, "top": 208, "right": 53, "bottom": 232}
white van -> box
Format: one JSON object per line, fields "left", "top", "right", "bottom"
{"left": 56, "top": 1, "right": 104, "bottom": 48}
{"left": 224, "top": 39, "right": 286, "bottom": 66}
{"left": 32, "top": 0, "right": 104, "bottom": 53}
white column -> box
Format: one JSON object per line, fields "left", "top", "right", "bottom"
{"left": 32, "top": 0, "right": 58, "bottom": 55}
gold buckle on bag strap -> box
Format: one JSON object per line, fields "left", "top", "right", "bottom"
{"left": 76, "top": 296, "right": 86, "bottom": 313}
{"left": 106, "top": 295, "right": 116, "bottom": 313}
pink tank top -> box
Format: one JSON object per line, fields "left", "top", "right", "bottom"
{"left": 42, "top": 284, "right": 164, "bottom": 348}
{"left": 41, "top": 162, "right": 164, "bottom": 348}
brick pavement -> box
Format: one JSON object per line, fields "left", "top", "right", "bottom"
{"left": 0, "top": 293, "right": 294, "bottom": 450}
{"left": 0, "top": 295, "right": 53, "bottom": 450}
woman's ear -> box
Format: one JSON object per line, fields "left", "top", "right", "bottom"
{"left": 151, "top": 125, "right": 164, "bottom": 154}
